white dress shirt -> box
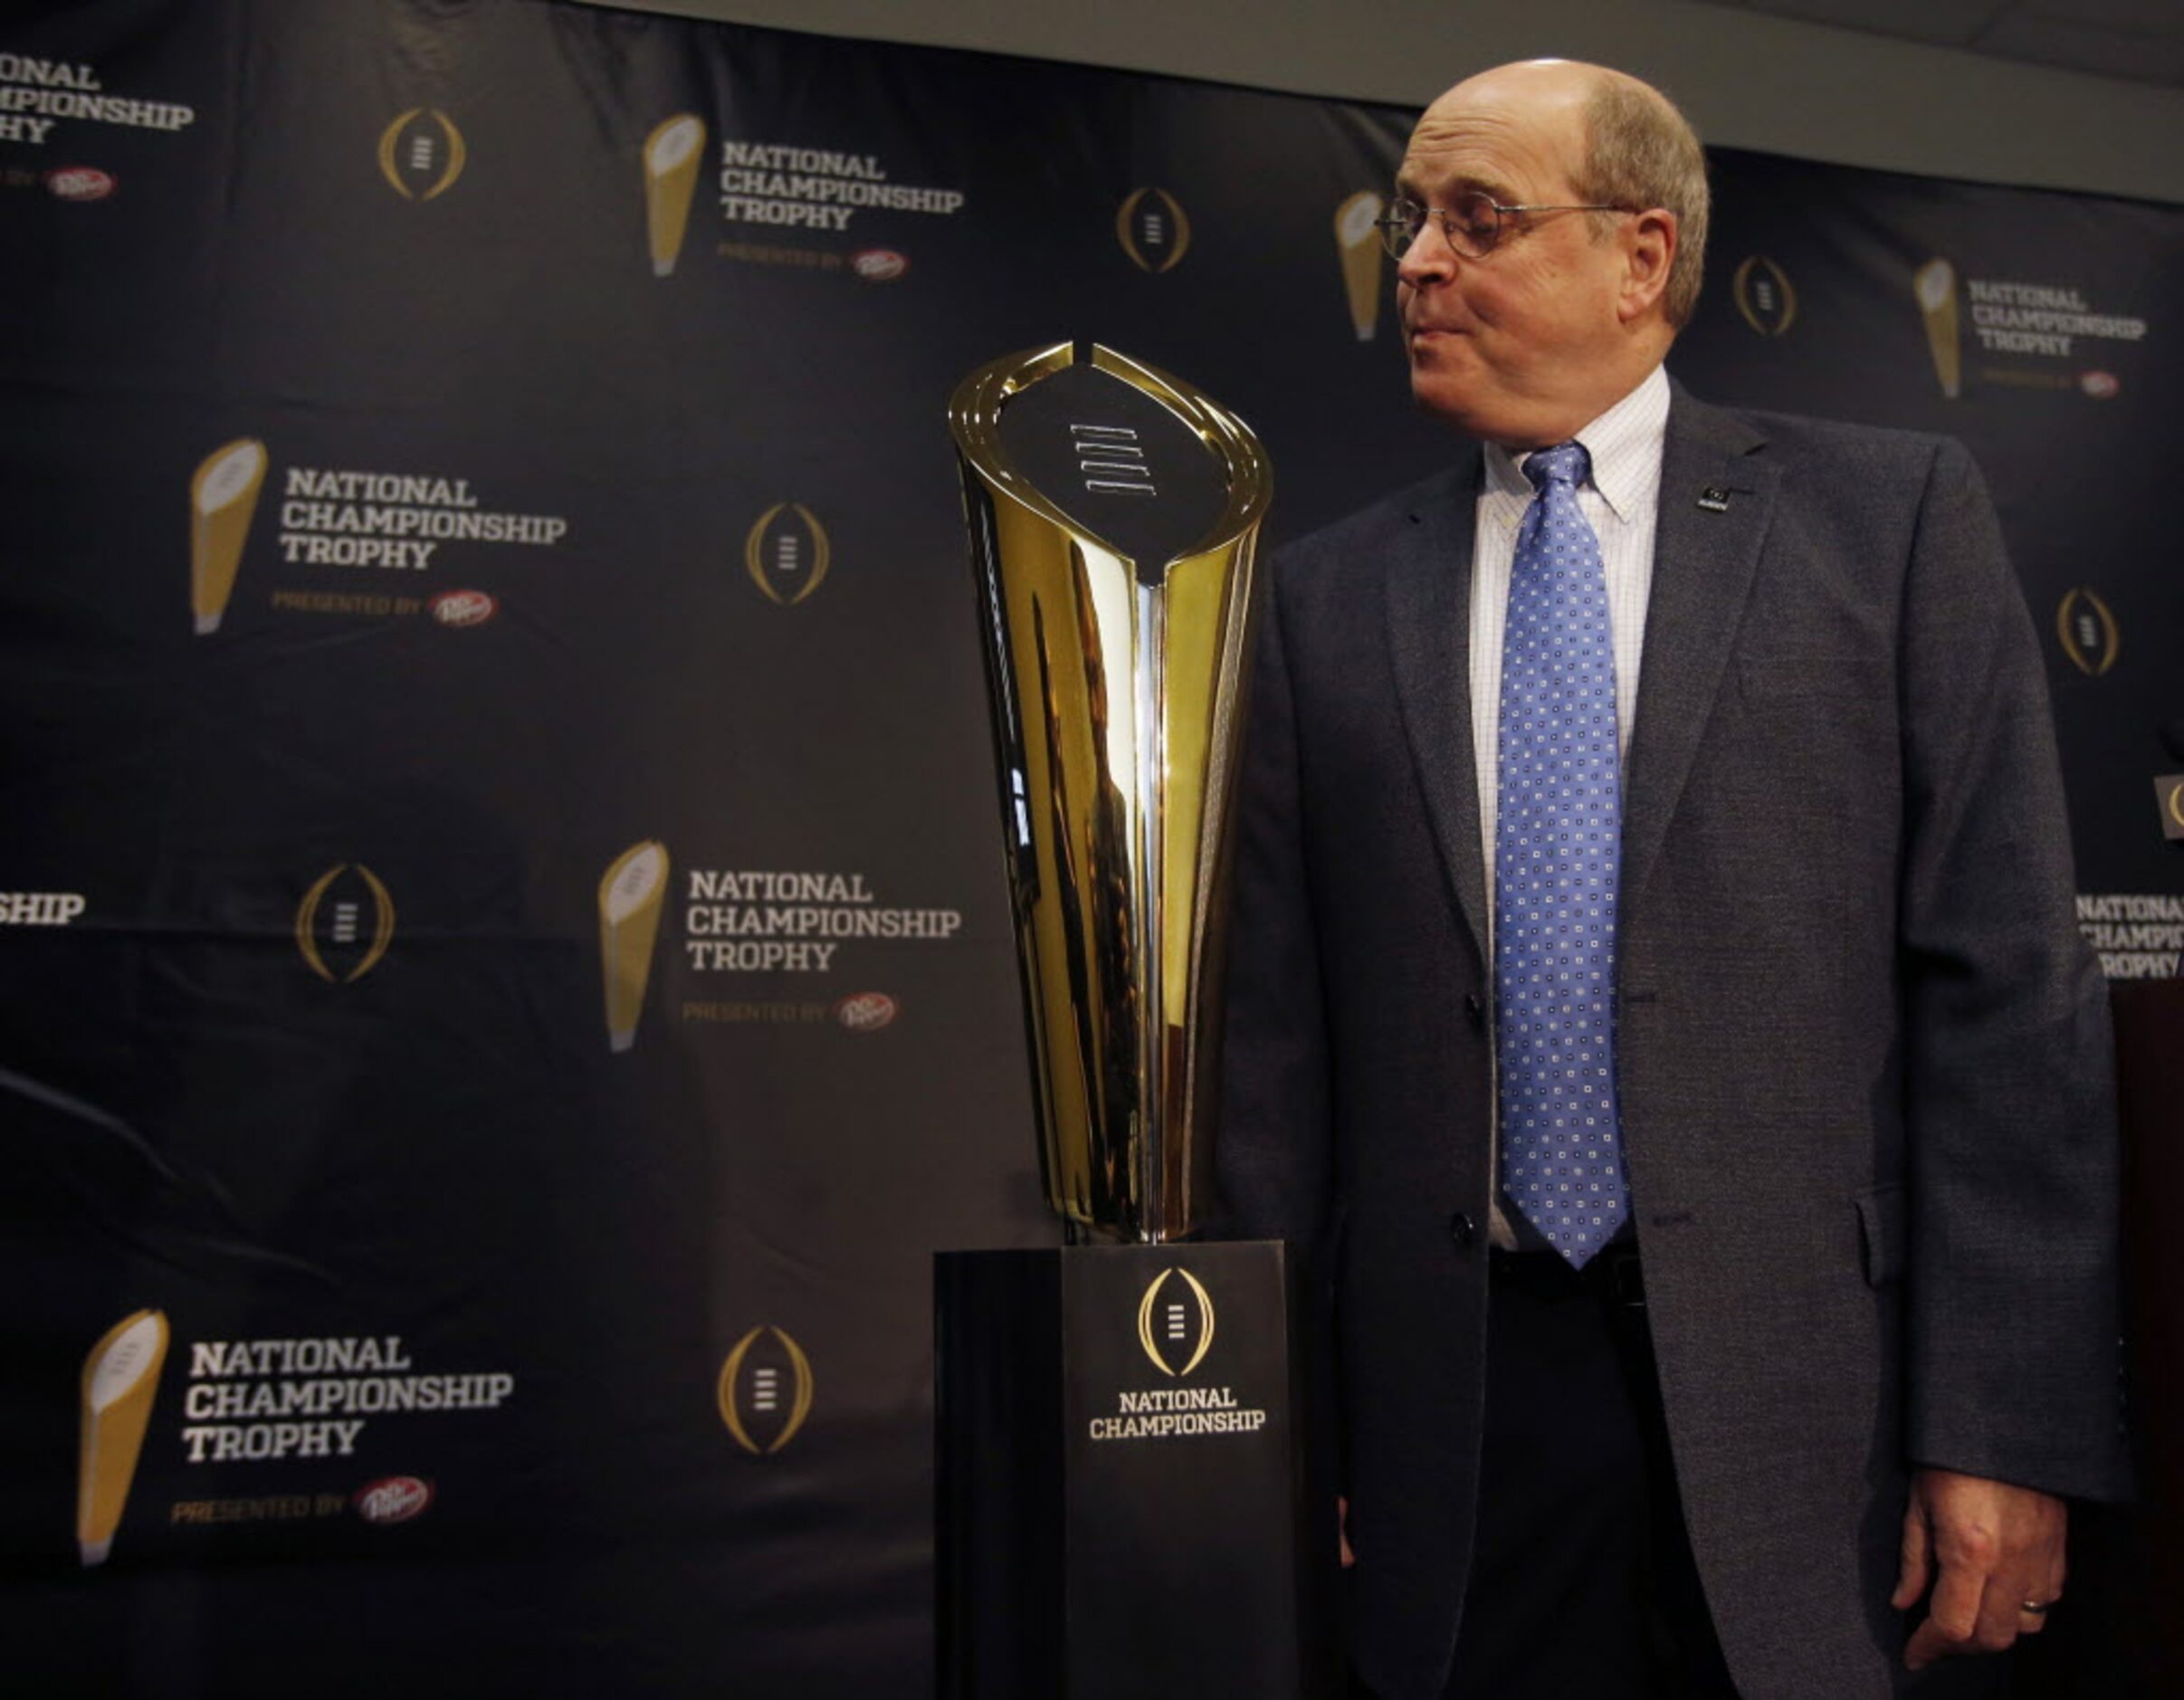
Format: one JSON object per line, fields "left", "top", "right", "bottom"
{"left": 1473, "top": 362, "right": 1671, "bottom": 1246}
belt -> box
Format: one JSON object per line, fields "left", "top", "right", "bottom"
{"left": 1489, "top": 1241, "right": 1646, "bottom": 1310}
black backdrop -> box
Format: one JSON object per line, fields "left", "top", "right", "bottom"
{"left": 2, "top": 2, "right": 2179, "bottom": 1695}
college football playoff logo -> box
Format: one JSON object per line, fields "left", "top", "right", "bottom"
{"left": 1731, "top": 255, "right": 1797, "bottom": 337}
{"left": 1117, "top": 186, "right": 1190, "bottom": 273}
{"left": 294, "top": 864, "right": 396, "bottom": 983}
{"left": 378, "top": 109, "right": 466, "bottom": 202}
{"left": 2055, "top": 587, "right": 2120, "bottom": 677}
{"left": 744, "top": 503, "right": 831, "bottom": 606}
{"left": 718, "top": 1326, "right": 815, "bottom": 1455}
{"left": 1136, "top": 1267, "right": 1214, "bottom": 1378}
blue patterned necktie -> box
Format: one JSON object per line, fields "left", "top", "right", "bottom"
{"left": 1495, "top": 441, "right": 1631, "bottom": 1267}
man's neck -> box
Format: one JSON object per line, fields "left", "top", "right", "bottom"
{"left": 1490, "top": 338, "right": 1675, "bottom": 453}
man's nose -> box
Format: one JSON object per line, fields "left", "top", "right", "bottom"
{"left": 1396, "top": 218, "right": 1457, "bottom": 289}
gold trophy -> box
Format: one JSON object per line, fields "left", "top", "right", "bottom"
{"left": 1914, "top": 258, "right": 1961, "bottom": 399}
{"left": 599, "top": 840, "right": 671, "bottom": 1052}
{"left": 1334, "top": 191, "right": 1385, "bottom": 341}
{"left": 643, "top": 114, "right": 706, "bottom": 278}
{"left": 78, "top": 1309, "right": 169, "bottom": 1566}
{"left": 190, "top": 439, "right": 267, "bottom": 635}
{"left": 950, "top": 343, "right": 1271, "bottom": 1243}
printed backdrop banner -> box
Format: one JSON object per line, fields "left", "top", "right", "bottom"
{"left": 1, "top": 2, "right": 2178, "bottom": 1695}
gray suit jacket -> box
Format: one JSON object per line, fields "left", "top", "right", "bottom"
{"left": 1215, "top": 387, "right": 2127, "bottom": 1700}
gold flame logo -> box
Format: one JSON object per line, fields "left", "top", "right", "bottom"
{"left": 1913, "top": 258, "right": 1961, "bottom": 399}
{"left": 294, "top": 864, "right": 396, "bottom": 983}
{"left": 78, "top": 1310, "right": 168, "bottom": 1567}
{"left": 378, "top": 109, "right": 467, "bottom": 201}
{"left": 2055, "top": 587, "right": 2120, "bottom": 677}
{"left": 1334, "top": 191, "right": 1386, "bottom": 341}
{"left": 1137, "top": 1266, "right": 1215, "bottom": 1378}
{"left": 718, "top": 1326, "right": 815, "bottom": 1455}
{"left": 744, "top": 503, "right": 831, "bottom": 606}
{"left": 1731, "top": 255, "right": 1798, "bottom": 337}
{"left": 643, "top": 113, "right": 706, "bottom": 277}
{"left": 1117, "top": 186, "right": 1191, "bottom": 273}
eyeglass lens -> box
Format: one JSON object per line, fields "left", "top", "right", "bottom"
{"left": 1378, "top": 192, "right": 1502, "bottom": 260}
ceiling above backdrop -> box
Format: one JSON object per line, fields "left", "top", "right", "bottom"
{"left": 1693, "top": 0, "right": 2184, "bottom": 91}
{"left": 579, "top": 0, "right": 2184, "bottom": 203}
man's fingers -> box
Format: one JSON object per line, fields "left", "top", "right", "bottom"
{"left": 1969, "top": 1571, "right": 2038, "bottom": 1653}
{"left": 1904, "top": 1553, "right": 1989, "bottom": 1669}
{"left": 1899, "top": 1472, "right": 2070, "bottom": 1668}
{"left": 1338, "top": 1495, "right": 1355, "bottom": 1570}
{"left": 2018, "top": 1551, "right": 2067, "bottom": 1635}
{"left": 1891, "top": 1501, "right": 1931, "bottom": 1610}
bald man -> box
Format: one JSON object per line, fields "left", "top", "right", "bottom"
{"left": 1216, "top": 61, "right": 2124, "bottom": 1699}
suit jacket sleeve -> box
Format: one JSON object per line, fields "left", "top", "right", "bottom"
{"left": 1895, "top": 437, "right": 2127, "bottom": 1501}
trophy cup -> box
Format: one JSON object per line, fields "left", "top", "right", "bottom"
{"left": 936, "top": 343, "right": 1333, "bottom": 1699}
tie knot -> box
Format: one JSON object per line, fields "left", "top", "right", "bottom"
{"left": 1523, "top": 441, "right": 1590, "bottom": 493}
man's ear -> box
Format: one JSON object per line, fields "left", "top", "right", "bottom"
{"left": 1618, "top": 209, "right": 1676, "bottom": 323}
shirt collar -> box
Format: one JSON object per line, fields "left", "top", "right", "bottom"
{"left": 1479, "top": 364, "right": 1671, "bottom": 523}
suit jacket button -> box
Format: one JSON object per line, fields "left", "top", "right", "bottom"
{"left": 1449, "top": 1212, "right": 1477, "bottom": 1249}
{"left": 1464, "top": 993, "right": 1484, "bottom": 1030}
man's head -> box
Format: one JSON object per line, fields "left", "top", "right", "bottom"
{"left": 1392, "top": 60, "right": 1708, "bottom": 449}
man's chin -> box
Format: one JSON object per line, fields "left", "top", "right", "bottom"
{"left": 1407, "top": 371, "right": 1489, "bottom": 434}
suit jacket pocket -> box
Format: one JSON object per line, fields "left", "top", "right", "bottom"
{"left": 1855, "top": 1184, "right": 1906, "bottom": 1288}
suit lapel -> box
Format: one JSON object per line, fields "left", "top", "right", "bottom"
{"left": 1384, "top": 455, "right": 1490, "bottom": 965}
{"left": 1620, "top": 389, "right": 1778, "bottom": 915}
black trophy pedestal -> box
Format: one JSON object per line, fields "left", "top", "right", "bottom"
{"left": 934, "top": 1240, "right": 1335, "bottom": 1700}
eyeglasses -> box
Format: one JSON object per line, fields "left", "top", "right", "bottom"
{"left": 1373, "top": 191, "right": 1632, "bottom": 261}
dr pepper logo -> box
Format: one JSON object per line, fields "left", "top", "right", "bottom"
{"left": 851, "top": 248, "right": 907, "bottom": 282}
{"left": 428, "top": 588, "right": 498, "bottom": 627}
{"left": 45, "top": 167, "right": 115, "bottom": 202}
{"left": 354, "top": 1476, "right": 434, "bottom": 1524}
{"left": 832, "top": 991, "right": 897, "bottom": 1032}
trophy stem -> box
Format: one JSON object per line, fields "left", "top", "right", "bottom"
{"left": 1133, "top": 577, "right": 1168, "bottom": 1243}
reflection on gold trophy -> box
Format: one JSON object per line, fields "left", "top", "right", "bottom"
{"left": 1914, "top": 258, "right": 1961, "bottom": 399}
{"left": 950, "top": 344, "right": 1271, "bottom": 1242}
{"left": 600, "top": 841, "right": 670, "bottom": 1052}
{"left": 644, "top": 114, "right": 706, "bottom": 278}
{"left": 190, "top": 439, "right": 267, "bottom": 635}
{"left": 78, "top": 1309, "right": 168, "bottom": 1567}
{"left": 1334, "top": 191, "right": 1385, "bottom": 340}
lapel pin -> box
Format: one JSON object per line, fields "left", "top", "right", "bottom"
{"left": 1696, "top": 487, "right": 1731, "bottom": 512}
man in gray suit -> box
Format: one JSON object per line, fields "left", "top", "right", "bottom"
{"left": 1216, "top": 58, "right": 2124, "bottom": 1698}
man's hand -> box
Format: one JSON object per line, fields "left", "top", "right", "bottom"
{"left": 1893, "top": 1467, "right": 2066, "bottom": 1670}
{"left": 1338, "top": 1495, "right": 1354, "bottom": 1569}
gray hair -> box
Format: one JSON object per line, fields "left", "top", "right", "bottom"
{"left": 1575, "top": 76, "right": 1710, "bottom": 329}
